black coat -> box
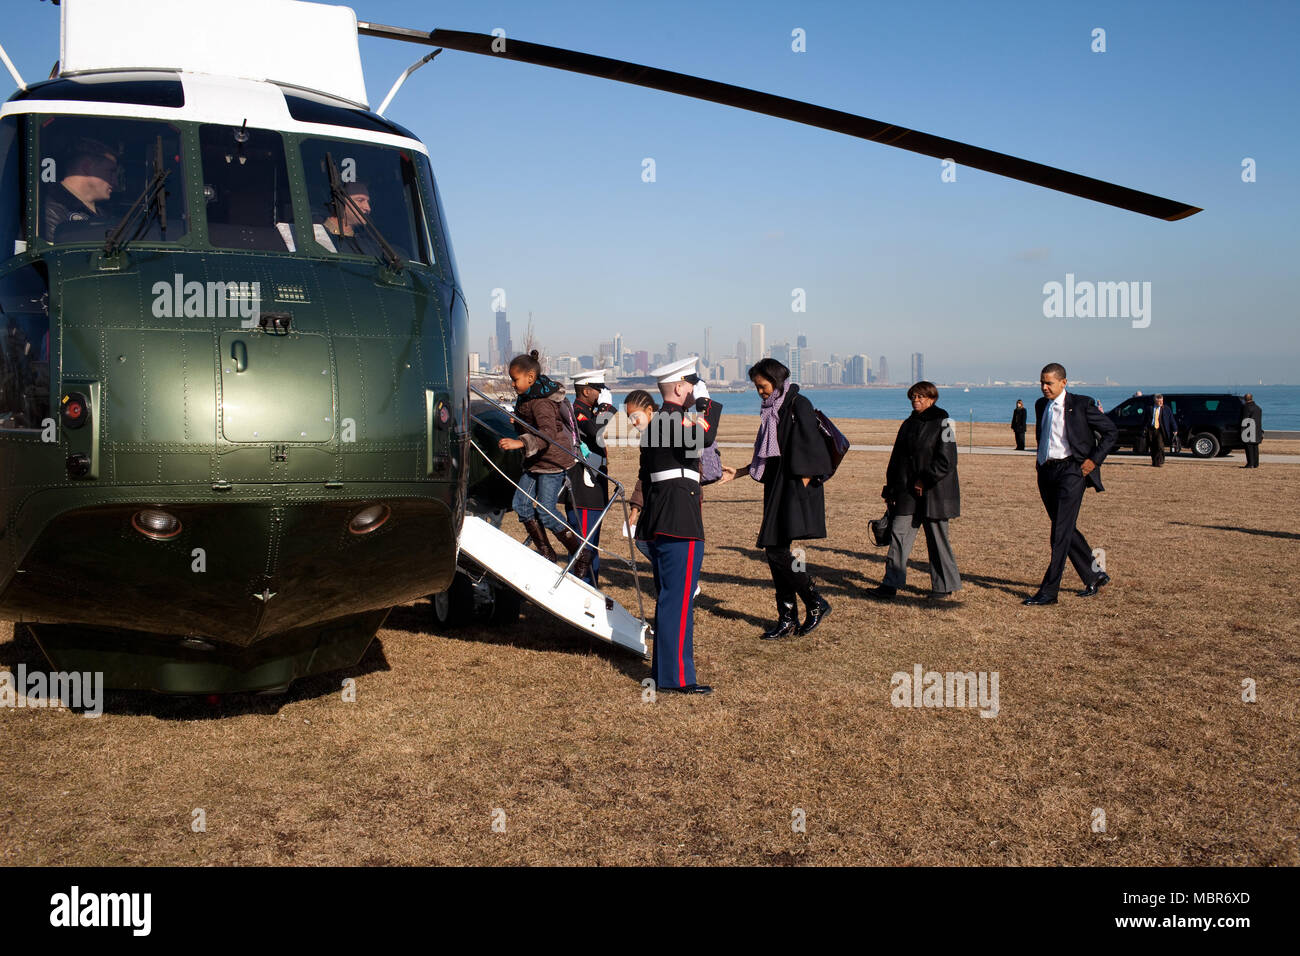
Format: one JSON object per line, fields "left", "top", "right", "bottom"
{"left": 755, "top": 385, "right": 832, "bottom": 547}
{"left": 1033, "top": 391, "right": 1118, "bottom": 492}
{"left": 1242, "top": 401, "right": 1262, "bottom": 443}
{"left": 885, "top": 404, "right": 960, "bottom": 520}
{"left": 637, "top": 396, "right": 723, "bottom": 541}
{"left": 1011, "top": 406, "right": 1027, "bottom": 432}
{"left": 566, "top": 398, "right": 614, "bottom": 510}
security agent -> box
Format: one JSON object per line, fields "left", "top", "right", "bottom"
{"left": 637, "top": 356, "right": 722, "bottom": 695}
{"left": 1024, "top": 363, "right": 1118, "bottom": 605}
{"left": 564, "top": 369, "right": 617, "bottom": 586}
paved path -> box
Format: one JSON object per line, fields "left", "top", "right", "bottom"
{"left": 714, "top": 442, "right": 1300, "bottom": 465}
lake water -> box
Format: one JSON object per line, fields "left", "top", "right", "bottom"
{"left": 611, "top": 384, "right": 1300, "bottom": 429}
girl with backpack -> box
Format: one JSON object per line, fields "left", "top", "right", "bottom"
{"left": 497, "top": 351, "right": 593, "bottom": 580}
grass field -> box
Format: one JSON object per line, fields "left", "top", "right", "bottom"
{"left": 2, "top": 418, "right": 1296, "bottom": 866}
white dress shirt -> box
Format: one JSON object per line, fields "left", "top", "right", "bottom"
{"left": 1038, "top": 390, "right": 1069, "bottom": 464}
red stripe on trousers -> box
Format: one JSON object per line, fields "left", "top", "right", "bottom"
{"left": 679, "top": 539, "right": 695, "bottom": 687}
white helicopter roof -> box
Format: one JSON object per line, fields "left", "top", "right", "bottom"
{"left": 60, "top": 0, "right": 370, "bottom": 109}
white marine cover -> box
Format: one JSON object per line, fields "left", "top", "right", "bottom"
{"left": 60, "top": 0, "right": 369, "bottom": 108}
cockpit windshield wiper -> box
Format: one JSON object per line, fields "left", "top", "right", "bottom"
{"left": 325, "top": 151, "right": 403, "bottom": 273}
{"left": 103, "top": 136, "right": 170, "bottom": 256}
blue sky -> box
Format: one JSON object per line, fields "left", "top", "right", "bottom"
{"left": 4, "top": 0, "right": 1297, "bottom": 384}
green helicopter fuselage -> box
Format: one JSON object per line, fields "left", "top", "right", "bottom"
{"left": 0, "top": 75, "right": 476, "bottom": 692}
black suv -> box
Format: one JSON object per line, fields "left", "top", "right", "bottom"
{"left": 1107, "top": 393, "right": 1248, "bottom": 458}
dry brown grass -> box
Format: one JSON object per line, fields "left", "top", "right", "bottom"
{"left": 2, "top": 418, "right": 1297, "bottom": 866}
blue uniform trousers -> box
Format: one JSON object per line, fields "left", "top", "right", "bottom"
{"left": 565, "top": 507, "right": 602, "bottom": 587}
{"left": 646, "top": 535, "right": 704, "bottom": 690}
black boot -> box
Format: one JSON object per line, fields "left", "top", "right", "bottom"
{"left": 761, "top": 599, "right": 799, "bottom": 640}
{"left": 795, "top": 588, "right": 831, "bottom": 636}
{"left": 554, "top": 527, "right": 594, "bottom": 580}
{"left": 523, "top": 518, "right": 557, "bottom": 562}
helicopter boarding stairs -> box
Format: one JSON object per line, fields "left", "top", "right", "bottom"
{"left": 458, "top": 387, "right": 650, "bottom": 658}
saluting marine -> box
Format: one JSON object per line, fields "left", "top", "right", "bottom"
{"left": 637, "top": 356, "right": 722, "bottom": 695}
{"left": 563, "top": 369, "right": 617, "bottom": 586}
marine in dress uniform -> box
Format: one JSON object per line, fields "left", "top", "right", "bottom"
{"left": 565, "top": 369, "right": 617, "bottom": 586}
{"left": 637, "top": 357, "right": 722, "bottom": 695}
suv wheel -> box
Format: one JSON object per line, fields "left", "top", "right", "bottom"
{"left": 1191, "top": 433, "right": 1220, "bottom": 458}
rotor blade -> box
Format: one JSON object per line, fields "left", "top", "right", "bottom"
{"left": 357, "top": 22, "right": 1201, "bottom": 221}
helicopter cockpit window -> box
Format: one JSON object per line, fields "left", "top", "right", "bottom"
{"left": 200, "top": 125, "right": 296, "bottom": 252}
{"left": 0, "top": 116, "right": 47, "bottom": 432}
{"left": 0, "top": 116, "right": 26, "bottom": 262}
{"left": 299, "top": 139, "right": 430, "bottom": 266}
{"left": 36, "top": 116, "right": 187, "bottom": 245}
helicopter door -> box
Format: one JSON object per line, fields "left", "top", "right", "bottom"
{"left": 218, "top": 331, "right": 334, "bottom": 443}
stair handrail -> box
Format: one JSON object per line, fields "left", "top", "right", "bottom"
{"left": 467, "top": 385, "right": 646, "bottom": 623}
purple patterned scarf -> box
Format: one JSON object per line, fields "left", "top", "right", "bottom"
{"left": 748, "top": 387, "right": 786, "bottom": 480}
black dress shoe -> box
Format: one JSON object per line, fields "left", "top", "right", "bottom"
{"left": 868, "top": 585, "right": 897, "bottom": 600}
{"left": 794, "top": 595, "right": 831, "bottom": 636}
{"left": 1077, "top": 572, "right": 1111, "bottom": 597}
{"left": 658, "top": 684, "right": 713, "bottom": 695}
{"left": 1022, "top": 592, "right": 1058, "bottom": 606}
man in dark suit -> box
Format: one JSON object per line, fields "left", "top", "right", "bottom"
{"left": 1241, "top": 393, "right": 1262, "bottom": 468}
{"left": 1011, "top": 400, "right": 1027, "bottom": 451}
{"left": 1024, "top": 363, "right": 1119, "bottom": 605}
{"left": 1146, "top": 394, "right": 1175, "bottom": 466}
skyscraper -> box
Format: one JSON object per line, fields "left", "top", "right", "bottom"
{"left": 848, "top": 354, "right": 868, "bottom": 385}
{"left": 879, "top": 356, "right": 890, "bottom": 384}
{"left": 736, "top": 339, "right": 747, "bottom": 370}
{"left": 790, "top": 346, "right": 802, "bottom": 383}
{"left": 613, "top": 333, "right": 624, "bottom": 369}
{"left": 703, "top": 327, "right": 712, "bottom": 367}
{"left": 495, "top": 311, "right": 512, "bottom": 369}
{"left": 797, "top": 334, "right": 807, "bottom": 350}
{"left": 751, "top": 323, "right": 765, "bottom": 365}
{"left": 667, "top": 342, "right": 678, "bottom": 363}
{"left": 635, "top": 350, "right": 649, "bottom": 374}
{"left": 771, "top": 342, "right": 790, "bottom": 365}
{"left": 911, "top": 352, "right": 924, "bottom": 383}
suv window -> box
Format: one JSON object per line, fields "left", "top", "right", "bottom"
{"left": 200, "top": 125, "right": 295, "bottom": 252}
{"left": 1115, "top": 400, "right": 1146, "bottom": 418}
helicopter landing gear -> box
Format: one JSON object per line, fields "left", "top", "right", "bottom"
{"left": 429, "top": 566, "right": 521, "bottom": 629}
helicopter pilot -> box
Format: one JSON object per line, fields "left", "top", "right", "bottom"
{"left": 42, "top": 139, "right": 117, "bottom": 242}
{"left": 314, "top": 181, "right": 373, "bottom": 254}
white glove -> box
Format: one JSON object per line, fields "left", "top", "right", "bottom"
{"left": 692, "top": 379, "right": 710, "bottom": 401}
{"left": 597, "top": 388, "right": 614, "bottom": 408}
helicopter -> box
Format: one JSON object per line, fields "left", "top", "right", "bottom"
{"left": 0, "top": 0, "right": 1199, "bottom": 695}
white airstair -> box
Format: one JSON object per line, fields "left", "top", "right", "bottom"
{"left": 458, "top": 515, "right": 649, "bottom": 657}
{"left": 455, "top": 385, "right": 650, "bottom": 658}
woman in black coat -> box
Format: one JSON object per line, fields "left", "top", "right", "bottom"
{"left": 719, "top": 359, "right": 833, "bottom": 639}
{"left": 869, "top": 381, "right": 962, "bottom": 601}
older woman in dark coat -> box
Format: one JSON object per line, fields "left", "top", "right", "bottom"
{"left": 869, "top": 380, "right": 962, "bottom": 601}
{"left": 720, "top": 359, "right": 833, "bottom": 639}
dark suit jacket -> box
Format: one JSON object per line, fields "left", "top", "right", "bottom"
{"left": 1147, "top": 404, "right": 1175, "bottom": 442}
{"left": 1011, "top": 406, "right": 1027, "bottom": 431}
{"left": 1242, "top": 401, "right": 1263, "bottom": 443}
{"left": 1034, "top": 391, "right": 1118, "bottom": 491}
